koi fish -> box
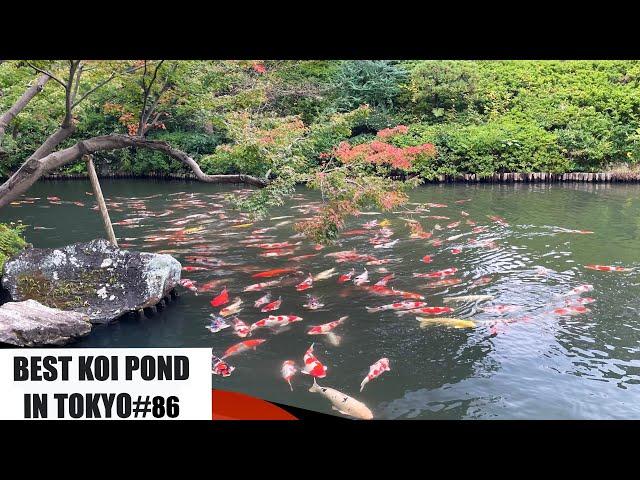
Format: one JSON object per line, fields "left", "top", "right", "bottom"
{"left": 290, "top": 254, "right": 319, "bottom": 262}
{"left": 413, "top": 267, "right": 458, "bottom": 278}
{"left": 360, "top": 358, "right": 390, "bottom": 392}
{"left": 444, "top": 295, "right": 494, "bottom": 303}
{"left": 243, "top": 280, "right": 281, "bottom": 292}
{"left": 584, "top": 264, "right": 632, "bottom": 272}
{"left": 221, "top": 339, "right": 266, "bottom": 359}
{"left": 338, "top": 268, "right": 355, "bottom": 283}
{"left": 564, "top": 297, "right": 595, "bottom": 306}
{"left": 374, "top": 274, "right": 395, "bottom": 287}
{"left": 281, "top": 360, "right": 297, "bottom": 391}
{"left": 423, "top": 278, "right": 462, "bottom": 288}
{"left": 374, "top": 239, "right": 399, "bottom": 249}
{"left": 426, "top": 203, "right": 447, "bottom": 208}
{"left": 296, "top": 274, "right": 314, "bottom": 291}
{"left": 206, "top": 315, "right": 231, "bottom": 333}
{"left": 182, "top": 265, "right": 208, "bottom": 273}
{"left": 219, "top": 297, "right": 243, "bottom": 317}
{"left": 396, "top": 306, "right": 454, "bottom": 316}
{"left": 259, "top": 249, "right": 296, "bottom": 258}
{"left": 313, "top": 268, "right": 337, "bottom": 281}
{"left": 250, "top": 315, "right": 303, "bottom": 332}
{"left": 552, "top": 305, "right": 590, "bottom": 316}
{"left": 422, "top": 255, "right": 433, "bottom": 263}
{"left": 309, "top": 379, "right": 373, "bottom": 420}
{"left": 212, "top": 355, "right": 235, "bottom": 377}
{"left": 257, "top": 241, "right": 298, "bottom": 249}
{"left": 252, "top": 268, "right": 298, "bottom": 278}
{"left": 232, "top": 317, "right": 250, "bottom": 338}
{"left": 366, "top": 259, "right": 392, "bottom": 266}
{"left": 307, "top": 316, "right": 348, "bottom": 335}
{"left": 447, "top": 221, "right": 461, "bottom": 229}
{"left": 366, "top": 301, "right": 430, "bottom": 312}
{"left": 488, "top": 215, "right": 509, "bottom": 226}
{"left": 451, "top": 248, "right": 462, "bottom": 254}
{"left": 261, "top": 296, "right": 282, "bottom": 312}
{"left": 471, "top": 276, "right": 492, "bottom": 287}
{"left": 303, "top": 295, "right": 325, "bottom": 310}
{"left": 179, "top": 278, "right": 198, "bottom": 293}
{"left": 481, "top": 305, "right": 522, "bottom": 314}
{"left": 254, "top": 292, "right": 272, "bottom": 308}
{"left": 417, "top": 317, "right": 476, "bottom": 328}
{"left": 301, "top": 343, "right": 327, "bottom": 378}
{"left": 210, "top": 288, "right": 229, "bottom": 307}
{"left": 354, "top": 269, "right": 370, "bottom": 286}
{"left": 562, "top": 284, "right": 594, "bottom": 296}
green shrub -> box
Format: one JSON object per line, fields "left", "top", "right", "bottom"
{"left": 333, "top": 61, "right": 407, "bottom": 112}
{"left": 0, "top": 223, "right": 27, "bottom": 272}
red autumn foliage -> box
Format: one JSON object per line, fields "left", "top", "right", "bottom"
{"left": 252, "top": 62, "right": 267, "bottom": 74}
{"left": 332, "top": 140, "right": 436, "bottom": 170}
{"left": 376, "top": 125, "right": 409, "bottom": 139}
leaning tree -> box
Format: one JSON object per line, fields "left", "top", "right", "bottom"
{"left": 0, "top": 60, "right": 268, "bottom": 210}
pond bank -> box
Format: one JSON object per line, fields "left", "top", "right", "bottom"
{"left": 27, "top": 171, "right": 640, "bottom": 183}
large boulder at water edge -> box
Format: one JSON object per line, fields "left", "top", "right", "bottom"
{"left": 0, "top": 299, "right": 92, "bottom": 346}
{"left": 1, "top": 239, "right": 182, "bottom": 324}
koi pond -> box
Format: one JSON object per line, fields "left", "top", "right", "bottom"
{"left": 2, "top": 179, "right": 640, "bottom": 419}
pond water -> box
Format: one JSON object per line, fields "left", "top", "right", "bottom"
{"left": 2, "top": 179, "right": 640, "bottom": 419}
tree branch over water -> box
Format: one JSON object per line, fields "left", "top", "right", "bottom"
{"left": 0, "top": 134, "right": 268, "bottom": 208}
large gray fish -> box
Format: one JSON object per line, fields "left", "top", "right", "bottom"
{"left": 309, "top": 379, "right": 374, "bottom": 420}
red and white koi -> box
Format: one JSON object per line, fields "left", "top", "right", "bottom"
{"left": 562, "top": 284, "right": 594, "bottom": 296}
{"left": 221, "top": 339, "right": 266, "bottom": 359}
{"left": 338, "top": 268, "right": 355, "bottom": 283}
{"left": 296, "top": 274, "right": 314, "bottom": 291}
{"left": 584, "top": 264, "right": 632, "bottom": 272}
{"left": 422, "top": 255, "right": 433, "bottom": 263}
{"left": 374, "top": 239, "right": 399, "bottom": 249}
{"left": 254, "top": 292, "right": 272, "bottom": 308}
{"left": 179, "top": 278, "right": 198, "bottom": 293}
{"left": 300, "top": 343, "right": 327, "bottom": 378}
{"left": 413, "top": 267, "right": 458, "bottom": 278}
{"left": 488, "top": 215, "right": 509, "bottom": 226}
{"left": 243, "top": 280, "right": 281, "bottom": 292}
{"left": 252, "top": 268, "right": 298, "bottom": 278}
{"left": 360, "top": 358, "right": 390, "bottom": 392}
{"left": 366, "top": 301, "right": 429, "bottom": 313}
{"left": 374, "top": 273, "right": 395, "bottom": 287}
{"left": 259, "top": 249, "right": 296, "bottom": 258}
{"left": 232, "top": 317, "right": 250, "bottom": 338}
{"left": 281, "top": 360, "right": 298, "bottom": 391}
{"left": 481, "top": 305, "right": 522, "bottom": 314}
{"left": 250, "top": 314, "right": 303, "bottom": 332}
{"left": 552, "top": 305, "right": 590, "bottom": 316}
{"left": 261, "top": 296, "right": 282, "bottom": 312}
{"left": 212, "top": 355, "right": 235, "bottom": 377}
{"left": 307, "top": 316, "right": 348, "bottom": 335}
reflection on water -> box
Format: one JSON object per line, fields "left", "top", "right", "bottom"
{"left": 2, "top": 179, "right": 640, "bottom": 419}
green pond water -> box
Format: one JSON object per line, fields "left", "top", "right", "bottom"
{"left": 2, "top": 179, "right": 640, "bottom": 419}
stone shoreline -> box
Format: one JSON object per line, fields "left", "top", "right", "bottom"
{"left": 33, "top": 171, "right": 640, "bottom": 183}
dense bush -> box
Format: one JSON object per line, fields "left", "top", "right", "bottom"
{"left": 0, "top": 223, "right": 27, "bottom": 272}
{"left": 4, "top": 60, "right": 640, "bottom": 181}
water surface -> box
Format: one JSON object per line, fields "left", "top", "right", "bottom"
{"left": 3, "top": 179, "right": 640, "bottom": 419}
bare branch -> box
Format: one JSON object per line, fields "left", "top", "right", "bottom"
{"left": 25, "top": 62, "right": 66, "bottom": 88}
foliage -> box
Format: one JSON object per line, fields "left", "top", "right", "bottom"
{"left": 0, "top": 223, "right": 27, "bottom": 272}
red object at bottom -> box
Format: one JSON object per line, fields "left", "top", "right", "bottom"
{"left": 212, "top": 390, "right": 298, "bottom": 420}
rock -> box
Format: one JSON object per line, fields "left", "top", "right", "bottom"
{"left": 1, "top": 239, "right": 181, "bottom": 324}
{"left": 0, "top": 299, "right": 91, "bottom": 346}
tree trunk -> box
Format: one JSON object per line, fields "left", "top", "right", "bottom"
{"left": 0, "top": 133, "right": 268, "bottom": 209}
{"left": 0, "top": 74, "right": 50, "bottom": 143}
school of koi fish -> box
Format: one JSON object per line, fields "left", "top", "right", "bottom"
{"left": 6, "top": 181, "right": 640, "bottom": 419}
